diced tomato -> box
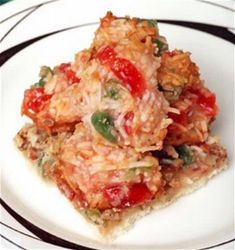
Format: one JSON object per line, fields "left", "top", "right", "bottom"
{"left": 167, "top": 85, "right": 217, "bottom": 139}
{"left": 111, "top": 58, "right": 145, "bottom": 96}
{"left": 58, "top": 63, "right": 71, "bottom": 72}
{"left": 168, "top": 110, "right": 189, "bottom": 133}
{"left": 104, "top": 182, "right": 153, "bottom": 208}
{"left": 129, "top": 183, "right": 153, "bottom": 205}
{"left": 168, "top": 110, "right": 188, "bottom": 126}
{"left": 123, "top": 112, "right": 134, "bottom": 135}
{"left": 97, "top": 46, "right": 146, "bottom": 96}
{"left": 65, "top": 70, "right": 80, "bottom": 84}
{"left": 23, "top": 94, "right": 78, "bottom": 132}
{"left": 96, "top": 46, "right": 116, "bottom": 64}
{"left": 22, "top": 88, "right": 52, "bottom": 117}
{"left": 187, "top": 87, "right": 217, "bottom": 117}
{"left": 58, "top": 63, "right": 80, "bottom": 84}
{"left": 167, "top": 123, "right": 179, "bottom": 133}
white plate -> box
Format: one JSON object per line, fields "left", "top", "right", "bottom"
{"left": 1, "top": 0, "right": 234, "bottom": 249}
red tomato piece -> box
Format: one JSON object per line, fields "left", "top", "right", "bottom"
{"left": 129, "top": 183, "right": 153, "bottom": 205}
{"left": 96, "top": 45, "right": 117, "bottom": 64}
{"left": 97, "top": 46, "right": 146, "bottom": 96}
{"left": 188, "top": 87, "right": 217, "bottom": 117}
{"left": 65, "top": 69, "right": 80, "bottom": 84}
{"left": 111, "top": 58, "right": 145, "bottom": 96}
{"left": 104, "top": 182, "right": 152, "bottom": 208}
{"left": 123, "top": 112, "right": 134, "bottom": 135}
{"left": 58, "top": 63, "right": 71, "bottom": 72}
{"left": 168, "top": 110, "right": 188, "bottom": 133}
{"left": 22, "top": 88, "right": 52, "bottom": 115}
{"left": 58, "top": 63, "right": 80, "bottom": 84}
{"left": 167, "top": 123, "right": 179, "bottom": 133}
{"left": 168, "top": 110, "right": 188, "bottom": 126}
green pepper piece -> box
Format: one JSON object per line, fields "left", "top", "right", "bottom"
{"left": 31, "top": 66, "right": 53, "bottom": 88}
{"left": 91, "top": 111, "right": 117, "bottom": 143}
{"left": 155, "top": 36, "right": 169, "bottom": 56}
{"left": 36, "top": 152, "right": 45, "bottom": 176}
{"left": 147, "top": 19, "right": 158, "bottom": 27}
{"left": 39, "top": 66, "right": 53, "bottom": 79}
{"left": 31, "top": 79, "right": 45, "bottom": 88}
{"left": 176, "top": 145, "right": 195, "bottom": 166}
{"left": 156, "top": 39, "right": 164, "bottom": 51}
{"left": 104, "top": 79, "right": 120, "bottom": 100}
{"left": 106, "top": 88, "right": 118, "bottom": 99}
{"left": 85, "top": 208, "right": 102, "bottom": 224}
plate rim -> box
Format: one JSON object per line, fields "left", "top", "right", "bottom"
{"left": 1, "top": 18, "right": 234, "bottom": 250}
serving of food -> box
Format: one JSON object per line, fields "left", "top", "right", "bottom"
{"left": 14, "top": 12, "right": 228, "bottom": 238}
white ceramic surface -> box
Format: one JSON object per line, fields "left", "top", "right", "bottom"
{"left": 1, "top": 0, "right": 234, "bottom": 249}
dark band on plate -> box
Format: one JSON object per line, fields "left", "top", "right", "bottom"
{"left": 0, "top": 0, "right": 59, "bottom": 24}
{"left": 0, "top": 199, "right": 95, "bottom": 250}
{"left": 196, "top": 0, "right": 235, "bottom": 12}
{"left": 158, "top": 20, "right": 235, "bottom": 43}
{"left": 0, "top": 0, "right": 61, "bottom": 42}
{"left": 0, "top": 19, "right": 234, "bottom": 250}
{"left": 0, "top": 221, "right": 41, "bottom": 241}
{"left": 1, "top": 0, "right": 233, "bottom": 25}
{"left": 0, "top": 20, "right": 234, "bottom": 67}
{"left": 0, "top": 5, "right": 42, "bottom": 43}
{"left": 200, "top": 239, "right": 235, "bottom": 250}
{"left": 1, "top": 197, "right": 234, "bottom": 250}
{"left": 0, "top": 233, "right": 27, "bottom": 250}
{"left": 0, "top": 22, "right": 97, "bottom": 66}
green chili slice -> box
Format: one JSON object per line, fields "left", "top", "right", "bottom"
{"left": 31, "top": 66, "right": 53, "bottom": 88}
{"left": 91, "top": 111, "right": 117, "bottom": 143}
{"left": 155, "top": 36, "right": 169, "bottom": 56}
{"left": 176, "top": 145, "right": 195, "bottom": 167}
{"left": 156, "top": 39, "right": 164, "bottom": 51}
{"left": 147, "top": 19, "right": 158, "bottom": 27}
